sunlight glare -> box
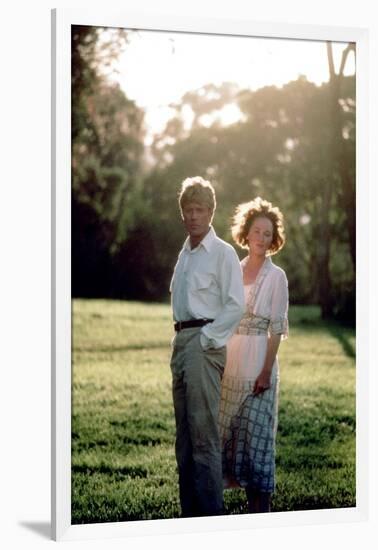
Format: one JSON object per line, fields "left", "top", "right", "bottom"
{"left": 108, "top": 30, "right": 355, "bottom": 143}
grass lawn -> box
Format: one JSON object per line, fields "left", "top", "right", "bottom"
{"left": 72, "top": 300, "right": 355, "bottom": 524}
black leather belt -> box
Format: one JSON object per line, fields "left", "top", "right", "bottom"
{"left": 174, "top": 319, "right": 214, "bottom": 332}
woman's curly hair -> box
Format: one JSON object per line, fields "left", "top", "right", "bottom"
{"left": 231, "top": 196, "right": 286, "bottom": 254}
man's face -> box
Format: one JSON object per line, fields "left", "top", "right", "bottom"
{"left": 182, "top": 201, "right": 212, "bottom": 243}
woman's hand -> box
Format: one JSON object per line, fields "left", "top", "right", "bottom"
{"left": 252, "top": 369, "right": 271, "bottom": 396}
{"left": 253, "top": 333, "right": 281, "bottom": 396}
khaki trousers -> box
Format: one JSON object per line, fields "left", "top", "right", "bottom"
{"left": 170, "top": 327, "right": 226, "bottom": 517}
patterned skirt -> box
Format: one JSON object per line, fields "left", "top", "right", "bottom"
{"left": 219, "top": 372, "right": 279, "bottom": 493}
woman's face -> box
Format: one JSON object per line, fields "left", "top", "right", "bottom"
{"left": 247, "top": 216, "right": 274, "bottom": 257}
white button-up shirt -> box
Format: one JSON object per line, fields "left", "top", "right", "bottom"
{"left": 170, "top": 226, "right": 245, "bottom": 349}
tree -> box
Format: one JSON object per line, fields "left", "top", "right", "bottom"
{"left": 71, "top": 26, "right": 146, "bottom": 297}
{"left": 144, "top": 73, "right": 355, "bottom": 316}
{"left": 327, "top": 42, "right": 356, "bottom": 271}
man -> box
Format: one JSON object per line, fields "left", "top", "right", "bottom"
{"left": 170, "top": 176, "right": 245, "bottom": 517}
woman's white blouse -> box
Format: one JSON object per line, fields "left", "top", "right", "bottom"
{"left": 240, "top": 256, "right": 289, "bottom": 339}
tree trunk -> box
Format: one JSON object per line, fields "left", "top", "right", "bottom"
{"left": 317, "top": 182, "right": 333, "bottom": 319}
{"left": 317, "top": 42, "right": 356, "bottom": 319}
{"left": 327, "top": 42, "right": 356, "bottom": 272}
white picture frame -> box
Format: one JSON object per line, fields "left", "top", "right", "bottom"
{"left": 51, "top": 7, "right": 369, "bottom": 541}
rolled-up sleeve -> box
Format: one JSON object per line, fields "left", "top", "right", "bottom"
{"left": 269, "top": 270, "right": 289, "bottom": 339}
{"left": 201, "top": 246, "right": 245, "bottom": 348}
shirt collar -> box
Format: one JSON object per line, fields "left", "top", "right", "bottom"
{"left": 183, "top": 226, "right": 216, "bottom": 253}
{"left": 241, "top": 255, "right": 273, "bottom": 268}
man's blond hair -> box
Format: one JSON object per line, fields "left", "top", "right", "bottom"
{"left": 178, "top": 176, "right": 216, "bottom": 218}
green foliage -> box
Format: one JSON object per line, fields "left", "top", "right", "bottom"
{"left": 72, "top": 301, "right": 355, "bottom": 523}
{"left": 71, "top": 26, "right": 146, "bottom": 298}
{"left": 142, "top": 69, "right": 355, "bottom": 317}
{"left": 71, "top": 34, "right": 355, "bottom": 320}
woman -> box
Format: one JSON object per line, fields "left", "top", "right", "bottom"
{"left": 219, "top": 196, "right": 288, "bottom": 514}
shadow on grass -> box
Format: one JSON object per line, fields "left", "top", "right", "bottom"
{"left": 289, "top": 305, "right": 355, "bottom": 359}
{"left": 75, "top": 342, "right": 169, "bottom": 353}
{"left": 72, "top": 463, "right": 148, "bottom": 477}
{"left": 327, "top": 324, "right": 355, "bottom": 358}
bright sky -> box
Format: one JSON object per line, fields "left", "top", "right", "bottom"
{"left": 107, "top": 30, "right": 355, "bottom": 144}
